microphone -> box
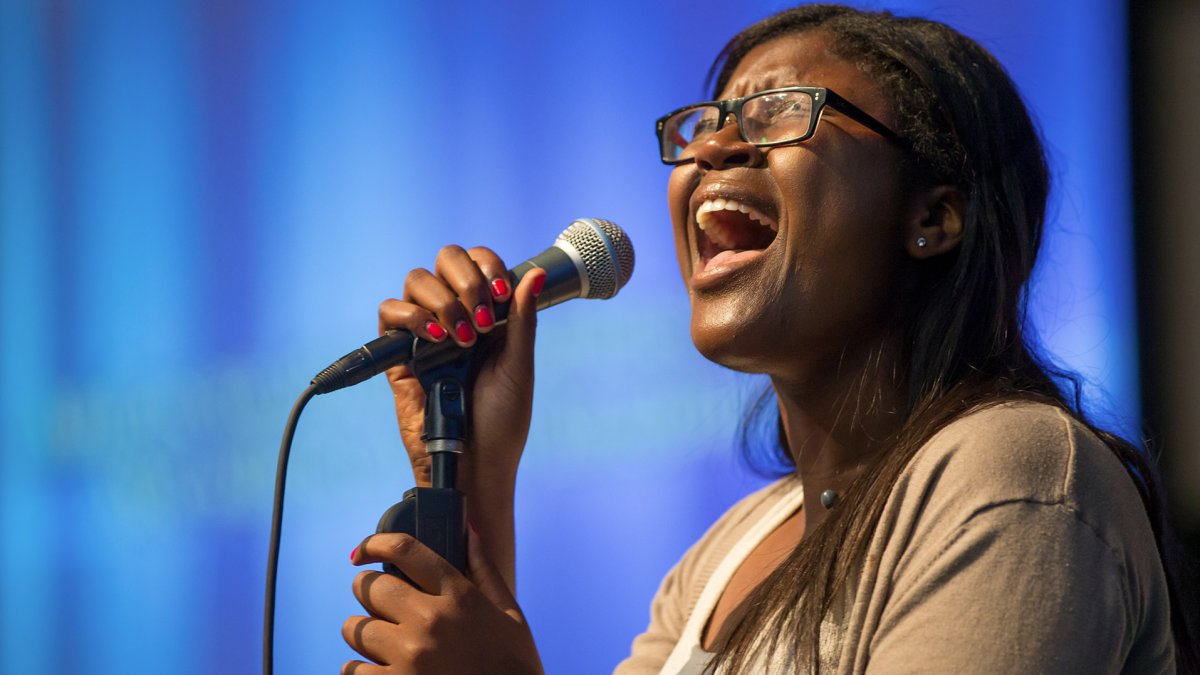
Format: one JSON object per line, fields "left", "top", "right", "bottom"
{"left": 310, "top": 218, "right": 634, "bottom": 394}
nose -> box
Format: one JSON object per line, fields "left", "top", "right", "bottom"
{"left": 690, "top": 116, "right": 764, "bottom": 172}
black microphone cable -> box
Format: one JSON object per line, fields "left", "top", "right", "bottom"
{"left": 263, "top": 383, "right": 318, "bottom": 675}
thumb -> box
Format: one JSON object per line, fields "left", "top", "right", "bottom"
{"left": 467, "top": 526, "right": 522, "bottom": 620}
{"left": 495, "top": 268, "right": 543, "bottom": 376}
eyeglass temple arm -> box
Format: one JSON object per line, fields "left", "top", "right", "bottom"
{"left": 824, "top": 90, "right": 905, "bottom": 145}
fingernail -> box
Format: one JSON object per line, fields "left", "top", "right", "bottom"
{"left": 455, "top": 320, "right": 475, "bottom": 343}
{"left": 425, "top": 322, "right": 447, "bottom": 340}
{"left": 491, "top": 278, "right": 509, "bottom": 298}
{"left": 474, "top": 305, "right": 494, "bottom": 328}
{"left": 531, "top": 274, "right": 546, "bottom": 297}
{"left": 349, "top": 546, "right": 358, "bottom": 562}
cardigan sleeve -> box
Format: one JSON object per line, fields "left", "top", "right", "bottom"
{"left": 864, "top": 499, "right": 1169, "bottom": 673}
{"left": 852, "top": 403, "right": 1175, "bottom": 674}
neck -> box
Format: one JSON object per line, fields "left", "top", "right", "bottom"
{"left": 771, "top": 334, "right": 905, "bottom": 522}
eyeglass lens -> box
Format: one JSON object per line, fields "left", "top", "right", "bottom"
{"left": 661, "top": 90, "right": 816, "bottom": 162}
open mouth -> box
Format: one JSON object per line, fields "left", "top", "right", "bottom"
{"left": 695, "top": 198, "right": 779, "bottom": 271}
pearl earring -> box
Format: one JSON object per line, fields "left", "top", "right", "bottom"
{"left": 916, "top": 237, "right": 927, "bottom": 248}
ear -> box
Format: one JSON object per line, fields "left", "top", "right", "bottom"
{"left": 903, "top": 185, "right": 965, "bottom": 259}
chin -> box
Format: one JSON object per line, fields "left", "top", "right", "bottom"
{"left": 689, "top": 310, "right": 777, "bottom": 375}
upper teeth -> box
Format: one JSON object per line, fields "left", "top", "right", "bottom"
{"left": 696, "top": 198, "right": 778, "bottom": 231}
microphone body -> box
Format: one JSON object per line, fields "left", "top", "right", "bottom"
{"left": 311, "top": 218, "right": 632, "bottom": 394}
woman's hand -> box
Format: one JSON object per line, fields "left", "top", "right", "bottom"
{"left": 342, "top": 529, "right": 544, "bottom": 675}
{"left": 378, "top": 245, "right": 545, "bottom": 590}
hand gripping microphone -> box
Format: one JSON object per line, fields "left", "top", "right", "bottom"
{"left": 310, "top": 217, "right": 635, "bottom": 394}
{"left": 264, "top": 219, "right": 631, "bottom": 675}
{"left": 315, "top": 218, "right": 632, "bottom": 578}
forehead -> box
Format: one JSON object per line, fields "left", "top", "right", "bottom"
{"left": 720, "top": 31, "right": 879, "bottom": 105}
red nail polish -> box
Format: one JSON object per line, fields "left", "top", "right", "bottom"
{"left": 425, "top": 322, "right": 447, "bottom": 340}
{"left": 491, "top": 278, "right": 509, "bottom": 298}
{"left": 455, "top": 320, "right": 475, "bottom": 342}
{"left": 474, "top": 305, "right": 494, "bottom": 328}
{"left": 531, "top": 274, "right": 546, "bottom": 296}
{"left": 350, "top": 546, "right": 358, "bottom": 562}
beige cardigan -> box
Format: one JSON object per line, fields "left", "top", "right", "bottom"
{"left": 615, "top": 402, "right": 1175, "bottom": 674}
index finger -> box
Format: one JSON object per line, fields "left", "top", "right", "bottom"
{"left": 351, "top": 533, "right": 465, "bottom": 597}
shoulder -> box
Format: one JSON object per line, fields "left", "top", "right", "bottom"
{"left": 860, "top": 402, "right": 1174, "bottom": 670}
{"left": 886, "top": 400, "right": 1165, "bottom": 612}
{"left": 905, "top": 402, "right": 1146, "bottom": 531}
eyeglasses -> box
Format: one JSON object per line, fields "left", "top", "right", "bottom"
{"left": 655, "top": 86, "right": 904, "bottom": 165}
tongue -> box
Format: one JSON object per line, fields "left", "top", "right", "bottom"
{"left": 705, "top": 249, "right": 763, "bottom": 271}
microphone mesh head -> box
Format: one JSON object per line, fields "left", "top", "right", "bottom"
{"left": 557, "top": 218, "right": 635, "bottom": 299}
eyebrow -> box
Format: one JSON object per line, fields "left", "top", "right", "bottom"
{"left": 721, "top": 70, "right": 805, "bottom": 98}
{"left": 720, "top": 71, "right": 787, "bottom": 97}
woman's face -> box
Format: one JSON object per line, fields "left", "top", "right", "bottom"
{"left": 669, "top": 31, "right": 913, "bottom": 379}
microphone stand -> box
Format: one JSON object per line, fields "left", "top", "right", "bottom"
{"left": 375, "top": 339, "right": 480, "bottom": 576}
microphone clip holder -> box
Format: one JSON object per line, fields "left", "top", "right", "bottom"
{"left": 375, "top": 341, "right": 482, "bottom": 576}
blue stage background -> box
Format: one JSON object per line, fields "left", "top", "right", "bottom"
{"left": 0, "top": 1, "right": 1135, "bottom": 673}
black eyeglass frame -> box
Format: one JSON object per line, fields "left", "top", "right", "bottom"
{"left": 655, "top": 86, "right": 905, "bottom": 165}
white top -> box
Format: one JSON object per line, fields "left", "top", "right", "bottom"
{"left": 658, "top": 480, "right": 806, "bottom": 674}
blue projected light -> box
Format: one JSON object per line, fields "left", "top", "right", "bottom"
{"left": 0, "top": 1, "right": 1136, "bottom": 674}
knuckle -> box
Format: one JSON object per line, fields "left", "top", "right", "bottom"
{"left": 467, "top": 246, "right": 502, "bottom": 267}
{"left": 377, "top": 298, "right": 409, "bottom": 325}
{"left": 352, "top": 569, "right": 370, "bottom": 590}
{"left": 412, "top": 598, "right": 438, "bottom": 626}
{"left": 404, "top": 639, "right": 437, "bottom": 670}
{"left": 341, "top": 616, "right": 360, "bottom": 641}
{"left": 443, "top": 588, "right": 473, "bottom": 616}
{"left": 388, "top": 533, "right": 417, "bottom": 558}
{"left": 437, "top": 244, "right": 466, "bottom": 259}
{"left": 351, "top": 570, "right": 373, "bottom": 599}
{"left": 425, "top": 607, "right": 449, "bottom": 633}
{"left": 429, "top": 294, "right": 462, "bottom": 317}
{"left": 405, "top": 267, "right": 432, "bottom": 287}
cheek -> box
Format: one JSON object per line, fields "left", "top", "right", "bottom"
{"left": 773, "top": 154, "right": 907, "bottom": 328}
{"left": 777, "top": 145, "right": 905, "bottom": 251}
